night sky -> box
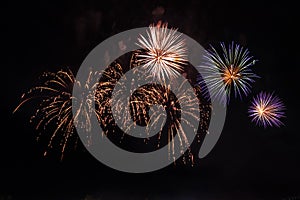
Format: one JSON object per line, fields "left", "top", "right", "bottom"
{"left": 2, "top": 0, "right": 299, "bottom": 199}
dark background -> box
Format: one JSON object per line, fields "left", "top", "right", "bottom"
{"left": 1, "top": 0, "right": 299, "bottom": 199}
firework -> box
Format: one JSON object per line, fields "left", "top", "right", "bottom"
{"left": 106, "top": 63, "right": 210, "bottom": 164}
{"left": 14, "top": 68, "right": 101, "bottom": 160}
{"left": 200, "top": 42, "right": 258, "bottom": 104}
{"left": 248, "top": 91, "right": 286, "bottom": 128}
{"left": 136, "top": 21, "right": 188, "bottom": 83}
{"left": 95, "top": 62, "right": 125, "bottom": 133}
{"left": 93, "top": 56, "right": 210, "bottom": 164}
{"left": 13, "top": 57, "right": 210, "bottom": 165}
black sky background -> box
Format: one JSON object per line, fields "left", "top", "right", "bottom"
{"left": 1, "top": 0, "right": 300, "bottom": 199}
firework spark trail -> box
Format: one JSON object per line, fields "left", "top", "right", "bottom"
{"left": 115, "top": 77, "right": 202, "bottom": 163}
{"left": 136, "top": 21, "right": 188, "bottom": 83}
{"left": 248, "top": 91, "right": 286, "bottom": 128}
{"left": 14, "top": 54, "right": 211, "bottom": 164}
{"left": 91, "top": 51, "right": 211, "bottom": 164}
{"left": 200, "top": 42, "right": 258, "bottom": 105}
{"left": 14, "top": 68, "right": 102, "bottom": 160}
{"left": 95, "top": 62, "right": 124, "bottom": 134}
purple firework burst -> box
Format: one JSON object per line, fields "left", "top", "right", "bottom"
{"left": 248, "top": 91, "right": 286, "bottom": 128}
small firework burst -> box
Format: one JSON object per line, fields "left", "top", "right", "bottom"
{"left": 136, "top": 21, "right": 188, "bottom": 82}
{"left": 248, "top": 91, "right": 286, "bottom": 128}
{"left": 200, "top": 42, "right": 258, "bottom": 104}
{"left": 14, "top": 68, "right": 101, "bottom": 160}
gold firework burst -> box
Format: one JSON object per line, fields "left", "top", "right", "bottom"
{"left": 14, "top": 67, "right": 102, "bottom": 160}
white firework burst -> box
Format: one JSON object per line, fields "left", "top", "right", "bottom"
{"left": 136, "top": 21, "right": 188, "bottom": 82}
